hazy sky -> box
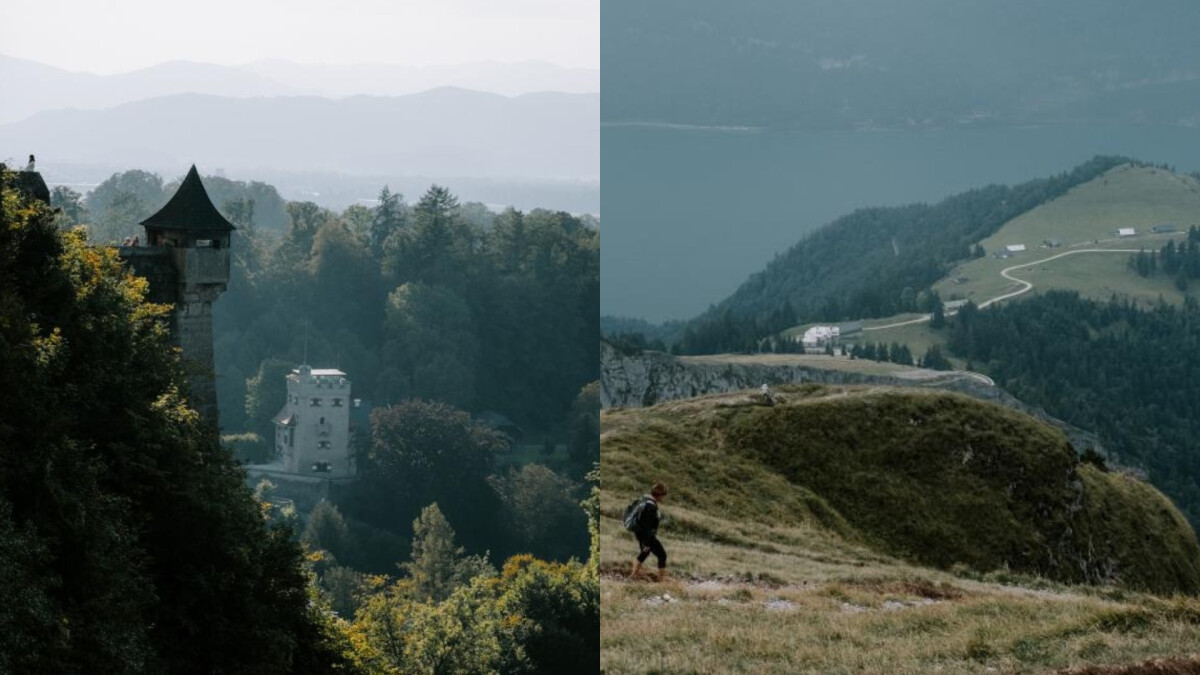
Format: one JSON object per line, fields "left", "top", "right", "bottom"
{"left": 0, "top": 0, "right": 598, "bottom": 73}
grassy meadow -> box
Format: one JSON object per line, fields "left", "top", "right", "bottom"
{"left": 680, "top": 352, "right": 925, "bottom": 376}
{"left": 600, "top": 388, "right": 1200, "bottom": 674}
{"left": 932, "top": 165, "right": 1200, "bottom": 307}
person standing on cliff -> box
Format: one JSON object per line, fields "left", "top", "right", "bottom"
{"left": 625, "top": 482, "right": 669, "bottom": 581}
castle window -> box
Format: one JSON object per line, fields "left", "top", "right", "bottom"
{"left": 320, "top": 417, "right": 325, "bottom": 425}
{"left": 318, "top": 441, "right": 331, "bottom": 450}
{"left": 332, "top": 398, "right": 343, "bottom": 407}
{"left": 310, "top": 398, "right": 322, "bottom": 406}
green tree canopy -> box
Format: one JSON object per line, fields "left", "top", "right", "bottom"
{"left": 381, "top": 282, "right": 478, "bottom": 407}
{"left": 359, "top": 400, "right": 507, "bottom": 551}
{"left": 0, "top": 171, "right": 355, "bottom": 673}
{"left": 403, "top": 503, "right": 494, "bottom": 603}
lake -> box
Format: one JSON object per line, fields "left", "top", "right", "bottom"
{"left": 602, "top": 124, "right": 1200, "bottom": 322}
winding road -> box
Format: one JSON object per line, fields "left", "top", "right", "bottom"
{"left": 864, "top": 247, "right": 1143, "bottom": 331}
{"left": 978, "top": 248, "right": 1142, "bottom": 308}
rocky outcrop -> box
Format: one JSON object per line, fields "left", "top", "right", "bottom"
{"left": 600, "top": 340, "right": 1108, "bottom": 457}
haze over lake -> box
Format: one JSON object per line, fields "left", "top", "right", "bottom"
{"left": 602, "top": 123, "right": 1200, "bottom": 322}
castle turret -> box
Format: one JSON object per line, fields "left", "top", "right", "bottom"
{"left": 130, "top": 165, "right": 233, "bottom": 425}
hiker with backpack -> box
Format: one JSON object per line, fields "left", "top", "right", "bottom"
{"left": 625, "top": 482, "right": 669, "bottom": 581}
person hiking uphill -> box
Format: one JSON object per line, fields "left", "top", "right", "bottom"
{"left": 625, "top": 482, "right": 669, "bottom": 581}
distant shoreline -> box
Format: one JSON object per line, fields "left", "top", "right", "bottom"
{"left": 601, "top": 120, "right": 763, "bottom": 133}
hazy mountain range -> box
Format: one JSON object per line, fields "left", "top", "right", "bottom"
{"left": 1, "top": 55, "right": 598, "bottom": 211}
{"left": 603, "top": 0, "right": 1200, "bottom": 130}
{"left": 1, "top": 88, "right": 597, "bottom": 181}
{"left": 0, "top": 54, "right": 598, "bottom": 124}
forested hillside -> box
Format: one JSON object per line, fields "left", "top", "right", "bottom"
{"left": 24, "top": 167, "right": 602, "bottom": 673}
{"left": 674, "top": 156, "right": 1132, "bottom": 353}
{"left": 0, "top": 170, "right": 353, "bottom": 672}
{"left": 56, "top": 170, "right": 599, "bottom": 437}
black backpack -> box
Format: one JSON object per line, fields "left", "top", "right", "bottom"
{"left": 623, "top": 496, "right": 650, "bottom": 532}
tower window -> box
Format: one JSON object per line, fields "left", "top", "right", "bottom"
{"left": 318, "top": 441, "right": 331, "bottom": 450}
{"left": 332, "top": 398, "right": 343, "bottom": 407}
{"left": 310, "top": 398, "right": 322, "bottom": 406}
{"left": 320, "top": 417, "right": 325, "bottom": 425}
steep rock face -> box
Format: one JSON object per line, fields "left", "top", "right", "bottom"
{"left": 600, "top": 340, "right": 1108, "bottom": 458}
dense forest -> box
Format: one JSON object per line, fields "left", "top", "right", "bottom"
{"left": 21, "top": 167, "right": 601, "bottom": 673}
{"left": 666, "top": 156, "right": 1135, "bottom": 354}
{"left": 943, "top": 291, "right": 1200, "bottom": 529}
{"left": 1128, "top": 225, "right": 1200, "bottom": 291}
{"left": 1, "top": 172, "right": 355, "bottom": 672}
{"left": 52, "top": 169, "right": 600, "bottom": 435}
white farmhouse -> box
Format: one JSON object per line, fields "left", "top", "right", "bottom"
{"left": 801, "top": 325, "right": 840, "bottom": 348}
{"left": 1005, "top": 244, "right": 1027, "bottom": 253}
{"left": 1118, "top": 227, "right": 1136, "bottom": 237}
{"left": 272, "top": 365, "right": 356, "bottom": 478}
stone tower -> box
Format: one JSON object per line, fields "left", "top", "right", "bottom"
{"left": 272, "top": 366, "right": 357, "bottom": 478}
{"left": 122, "top": 165, "right": 233, "bottom": 425}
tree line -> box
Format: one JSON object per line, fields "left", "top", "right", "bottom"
{"left": 1128, "top": 225, "right": 1200, "bottom": 291}
{"left": 55, "top": 170, "right": 600, "bottom": 439}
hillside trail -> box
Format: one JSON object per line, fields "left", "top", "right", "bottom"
{"left": 601, "top": 568, "right": 1084, "bottom": 606}
{"left": 864, "top": 247, "right": 1144, "bottom": 331}
{"left": 978, "top": 248, "right": 1142, "bottom": 309}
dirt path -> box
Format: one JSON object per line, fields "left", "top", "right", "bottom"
{"left": 978, "top": 247, "right": 1142, "bottom": 309}
{"left": 864, "top": 247, "right": 1144, "bottom": 328}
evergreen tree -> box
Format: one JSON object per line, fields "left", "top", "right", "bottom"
{"left": 922, "top": 344, "right": 953, "bottom": 370}
{"left": 368, "top": 186, "right": 405, "bottom": 258}
{"left": 931, "top": 297, "right": 947, "bottom": 329}
{"left": 567, "top": 381, "right": 600, "bottom": 475}
{"left": 403, "top": 504, "right": 493, "bottom": 603}
{"left": 303, "top": 501, "right": 356, "bottom": 564}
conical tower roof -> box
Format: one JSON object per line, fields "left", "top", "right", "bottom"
{"left": 140, "top": 165, "right": 235, "bottom": 232}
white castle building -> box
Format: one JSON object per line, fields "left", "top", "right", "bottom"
{"left": 272, "top": 365, "right": 356, "bottom": 478}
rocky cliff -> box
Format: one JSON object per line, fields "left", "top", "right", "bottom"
{"left": 600, "top": 340, "right": 1110, "bottom": 459}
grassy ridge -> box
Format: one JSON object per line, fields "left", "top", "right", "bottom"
{"left": 600, "top": 388, "right": 1200, "bottom": 673}
{"left": 726, "top": 389, "right": 1200, "bottom": 593}
{"left": 606, "top": 387, "right": 1200, "bottom": 593}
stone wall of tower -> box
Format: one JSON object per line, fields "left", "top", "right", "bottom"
{"left": 119, "top": 246, "right": 228, "bottom": 427}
